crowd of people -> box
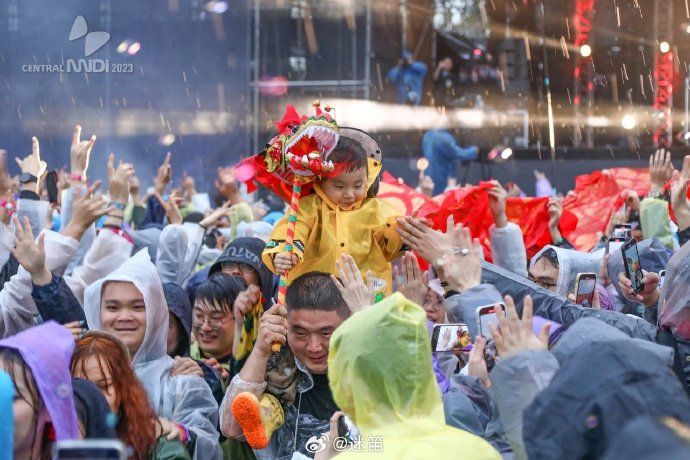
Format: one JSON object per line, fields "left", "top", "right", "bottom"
{"left": 2, "top": 122, "right": 690, "bottom": 460}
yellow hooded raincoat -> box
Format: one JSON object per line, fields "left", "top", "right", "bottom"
{"left": 263, "top": 157, "right": 403, "bottom": 296}
{"left": 328, "top": 293, "right": 502, "bottom": 460}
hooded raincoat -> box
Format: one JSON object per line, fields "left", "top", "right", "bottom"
{"left": 0, "top": 321, "right": 80, "bottom": 442}
{"left": 522, "top": 341, "right": 690, "bottom": 459}
{"left": 328, "top": 292, "right": 501, "bottom": 459}
{"left": 530, "top": 245, "right": 604, "bottom": 298}
{"left": 263, "top": 140, "right": 403, "bottom": 297}
{"left": 84, "top": 250, "right": 222, "bottom": 460}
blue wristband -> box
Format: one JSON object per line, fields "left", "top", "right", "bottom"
{"left": 109, "top": 202, "right": 126, "bottom": 211}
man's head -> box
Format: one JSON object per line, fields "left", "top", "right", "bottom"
{"left": 318, "top": 137, "right": 370, "bottom": 210}
{"left": 529, "top": 248, "right": 559, "bottom": 291}
{"left": 193, "top": 274, "right": 247, "bottom": 359}
{"left": 285, "top": 272, "right": 349, "bottom": 374}
{"left": 99, "top": 281, "right": 147, "bottom": 358}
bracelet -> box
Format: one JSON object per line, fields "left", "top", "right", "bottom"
{"left": 69, "top": 174, "right": 87, "bottom": 182}
{"left": 175, "top": 423, "right": 189, "bottom": 445}
{"left": 109, "top": 201, "right": 126, "bottom": 211}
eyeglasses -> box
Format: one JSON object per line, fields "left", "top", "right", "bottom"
{"left": 529, "top": 278, "right": 558, "bottom": 289}
{"left": 222, "top": 262, "right": 254, "bottom": 273}
{"left": 192, "top": 312, "right": 232, "bottom": 331}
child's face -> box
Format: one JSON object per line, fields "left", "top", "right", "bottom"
{"left": 320, "top": 167, "right": 368, "bottom": 210}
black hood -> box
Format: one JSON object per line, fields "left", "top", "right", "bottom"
{"left": 163, "top": 282, "right": 192, "bottom": 356}
{"left": 72, "top": 378, "right": 118, "bottom": 439}
{"left": 210, "top": 237, "right": 275, "bottom": 306}
{"left": 523, "top": 340, "right": 690, "bottom": 459}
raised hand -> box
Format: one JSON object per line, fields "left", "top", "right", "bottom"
{"left": 107, "top": 153, "right": 134, "bottom": 204}
{"left": 435, "top": 223, "right": 482, "bottom": 294}
{"left": 11, "top": 216, "right": 51, "bottom": 285}
{"left": 154, "top": 152, "right": 172, "bottom": 196}
{"left": 155, "top": 191, "right": 183, "bottom": 225}
{"left": 617, "top": 271, "right": 660, "bottom": 308}
{"left": 489, "top": 295, "right": 550, "bottom": 360}
{"left": 70, "top": 125, "right": 96, "bottom": 177}
{"left": 393, "top": 252, "right": 428, "bottom": 307}
{"left": 331, "top": 254, "right": 376, "bottom": 314}
{"left": 63, "top": 181, "right": 109, "bottom": 241}
{"left": 671, "top": 156, "right": 690, "bottom": 231}
{"left": 199, "top": 201, "right": 231, "bottom": 229}
{"left": 395, "top": 215, "right": 452, "bottom": 265}
{"left": 15, "top": 137, "right": 47, "bottom": 190}
{"left": 487, "top": 180, "right": 508, "bottom": 228}
{"left": 649, "top": 148, "right": 673, "bottom": 192}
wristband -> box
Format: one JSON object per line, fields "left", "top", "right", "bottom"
{"left": 69, "top": 174, "right": 87, "bottom": 182}
{"left": 175, "top": 423, "right": 189, "bottom": 445}
{"left": 109, "top": 201, "right": 126, "bottom": 211}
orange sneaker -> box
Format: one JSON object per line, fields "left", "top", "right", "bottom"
{"left": 232, "top": 392, "right": 284, "bottom": 449}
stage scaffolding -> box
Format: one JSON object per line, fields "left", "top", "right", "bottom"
{"left": 249, "top": 0, "right": 373, "bottom": 153}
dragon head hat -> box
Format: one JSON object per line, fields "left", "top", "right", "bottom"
{"left": 263, "top": 101, "right": 340, "bottom": 182}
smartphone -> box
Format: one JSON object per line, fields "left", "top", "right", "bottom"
{"left": 613, "top": 224, "right": 632, "bottom": 239}
{"left": 476, "top": 304, "right": 505, "bottom": 339}
{"left": 622, "top": 238, "right": 644, "bottom": 294}
{"left": 659, "top": 269, "right": 667, "bottom": 289}
{"left": 608, "top": 237, "right": 626, "bottom": 255}
{"left": 431, "top": 323, "right": 471, "bottom": 352}
{"left": 46, "top": 170, "right": 59, "bottom": 204}
{"left": 54, "top": 440, "right": 127, "bottom": 460}
{"left": 575, "top": 272, "right": 597, "bottom": 307}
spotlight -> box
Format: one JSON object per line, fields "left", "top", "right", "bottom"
{"left": 116, "top": 41, "right": 129, "bottom": 54}
{"left": 473, "top": 48, "right": 482, "bottom": 57}
{"left": 684, "top": 131, "right": 690, "bottom": 141}
{"left": 205, "top": 1, "right": 229, "bottom": 14}
{"left": 416, "top": 158, "right": 429, "bottom": 171}
{"left": 660, "top": 41, "right": 670, "bottom": 53}
{"left": 127, "top": 42, "right": 141, "bottom": 56}
{"left": 500, "top": 147, "right": 513, "bottom": 160}
{"left": 580, "top": 44, "right": 592, "bottom": 57}
{"left": 159, "top": 134, "right": 176, "bottom": 146}
{"left": 621, "top": 114, "right": 637, "bottom": 130}
{"left": 684, "top": 23, "right": 690, "bottom": 34}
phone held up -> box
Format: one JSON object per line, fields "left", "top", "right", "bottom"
{"left": 574, "top": 272, "right": 597, "bottom": 308}
{"left": 622, "top": 238, "right": 645, "bottom": 294}
{"left": 476, "top": 303, "right": 506, "bottom": 370}
{"left": 431, "top": 323, "right": 471, "bottom": 353}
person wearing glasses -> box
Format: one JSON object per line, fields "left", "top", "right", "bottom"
{"left": 191, "top": 273, "right": 248, "bottom": 390}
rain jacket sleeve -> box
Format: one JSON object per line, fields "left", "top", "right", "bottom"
{"left": 0, "top": 222, "right": 14, "bottom": 269}
{"left": 489, "top": 223, "right": 528, "bottom": 278}
{"left": 64, "top": 229, "right": 134, "bottom": 305}
{"left": 172, "top": 375, "right": 223, "bottom": 460}
{"left": 16, "top": 196, "right": 50, "bottom": 243}
{"left": 156, "top": 223, "right": 205, "bottom": 286}
{"left": 443, "top": 374, "right": 513, "bottom": 455}
{"left": 219, "top": 374, "right": 267, "bottom": 439}
{"left": 489, "top": 349, "right": 560, "bottom": 460}
{"left": 262, "top": 196, "right": 316, "bottom": 274}
{"left": 641, "top": 197, "right": 674, "bottom": 250}
{"left": 479, "top": 261, "right": 659, "bottom": 341}
{"left": 59, "top": 186, "right": 96, "bottom": 275}
{"left": 32, "top": 273, "right": 86, "bottom": 325}
{"left": 0, "top": 230, "right": 79, "bottom": 337}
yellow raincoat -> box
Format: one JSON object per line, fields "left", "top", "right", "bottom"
{"left": 328, "top": 293, "right": 502, "bottom": 460}
{"left": 262, "top": 157, "right": 403, "bottom": 296}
